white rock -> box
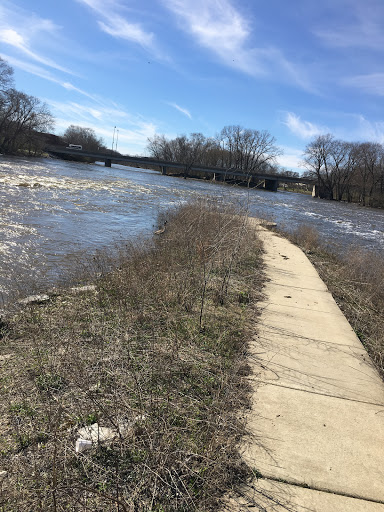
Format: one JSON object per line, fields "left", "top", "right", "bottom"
{"left": 0, "top": 470, "right": 7, "bottom": 479}
{"left": 78, "top": 424, "right": 116, "bottom": 443}
{"left": 71, "top": 285, "right": 96, "bottom": 293}
{"left": 77, "top": 417, "right": 146, "bottom": 448}
{"left": 75, "top": 439, "right": 92, "bottom": 453}
{"left": 18, "top": 294, "right": 50, "bottom": 305}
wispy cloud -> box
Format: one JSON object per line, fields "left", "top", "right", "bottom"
{"left": 353, "top": 114, "right": 384, "bottom": 144}
{"left": 342, "top": 73, "right": 384, "bottom": 96}
{"left": 0, "top": 16, "right": 75, "bottom": 75}
{"left": 161, "top": 0, "right": 311, "bottom": 89}
{"left": 283, "top": 112, "right": 328, "bottom": 139}
{"left": 276, "top": 146, "right": 305, "bottom": 172}
{"left": 0, "top": 54, "right": 100, "bottom": 101}
{"left": 76, "top": 0, "right": 155, "bottom": 50}
{"left": 98, "top": 17, "right": 154, "bottom": 48}
{"left": 167, "top": 102, "right": 192, "bottom": 119}
{"left": 314, "top": 1, "right": 384, "bottom": 50}
{"left": 50, "top": 98, "right": 158, "bottom": 153}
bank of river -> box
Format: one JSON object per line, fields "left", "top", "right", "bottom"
{"left": 1, "top": 156, "right": 384, "bottom": 303}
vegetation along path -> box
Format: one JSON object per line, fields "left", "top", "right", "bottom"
{"left": 227, "top": 222, "right": 384, "bottom": 511}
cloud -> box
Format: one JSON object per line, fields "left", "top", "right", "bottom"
{"left": 314, "top": 1, "right": 384, "bottom": 50}
{"left": 167, "top": 102, "right": 192, "bottom": 119}
{"left": 161, "top": 0, "right": 311, "bottom": 89}
{"left": 276, "top": 146, "right": 305, "bottom": 172}
{"left": 0, "top": 54, "right": 99, "bottom": 101}
{"left": 76, "top": 0, "right": 155, "bottom": 50}
{"left": 0, "top": 26, "right": 75, "bottom": 75}
{"left": 354, "top": 114, "right": 384, "bottom": 143}
{"left": 0, "top": 28, "right": 24, "bottom": 47}
{"left": 50, "top": 99, "right": 158, "bottom": 154}
{"left": 342, "top": 73, "right": 384, "bottom": 96}
{"left": 283, "top": 112, "right": 328, "bottom": 139}
{"left": 0, "top": 54, "right": 64, "bottom": 83}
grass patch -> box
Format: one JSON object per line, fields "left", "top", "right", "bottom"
{"left": 280, "top": 224, "right": 384, "bottom": 379}
{"left": 0, "top": 199, "right": 263, "bottom": 511}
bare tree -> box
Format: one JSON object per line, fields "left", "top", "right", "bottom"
{"left": 147, "top": 127, "right": 281, "bottom": 180}
{"left": 303, "top": 134, "right": 335, "bottom": 199}
{"left": 0, "top": 89, "right": 54, "bottom": 154}
{"left": 63, "top": 125, "right": 106, "bottom": 152}
{"left": 0, "top": 57, "right": 14, "bottom": 92}
{"left": 147, "top": 132, "right": 218, "bottom": 177}
{"left": 218, "top": 125, "right": 281, "bottom": 175}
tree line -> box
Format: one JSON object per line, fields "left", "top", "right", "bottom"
{"left": 0, "top": 57, "right": 105, "bottom": 156}
{"left": 0, "top": 58, "right": 54, "bottom": 155}
{"left": 2, "top": 55, "right": 384, "bottom": 207}
{"left": 146, "top": 126, "right": 282, "bottom": 178}
{"left": 303, "top": 134, "right": 384, "bottom": 207}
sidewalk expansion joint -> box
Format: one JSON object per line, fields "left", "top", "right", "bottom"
{"left": 261, "top": 302, "right": 344, "bottom": 315}
{"left": 258, "top": 326, "right": 359, "bottom": 348}
{"left": 266, "top": 281, "right": 330, "bottom": 293}
{"left": 257, "top": 475, "right": 384, "bottom": 506}
{"left": 257, "top": 380, "right": 384, "bottom": 407}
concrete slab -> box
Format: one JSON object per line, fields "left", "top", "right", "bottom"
{"left": 243, "top": 383, "right": 384, "bottom": 502}
{"left": 249, "top": 326, "right": 384, "bottom": 405}
{"left": 226, "top": 479, "right": 384, "bottom": 511}
{"left": 258, "top": 303, "right": 361, "bottom": 348}
{"left": 262, "top": 281, "right": 339, "bottom": 313}
{"left": 234, "top": 223, "right": 384, "bottom": 510}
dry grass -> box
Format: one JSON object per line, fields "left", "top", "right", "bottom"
{"left": 284, "top": 224, "right": 384, "bottom": 378}
{"left": 0, "top": 199, "right": 264, "bottom": 511}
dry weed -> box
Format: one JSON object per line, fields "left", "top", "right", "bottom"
{"left": 0, "top": 199, "right": 263, "bottom": 511}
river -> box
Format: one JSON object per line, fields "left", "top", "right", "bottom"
{"left": 1, "top": 156, "right": 384, "bottom": 305}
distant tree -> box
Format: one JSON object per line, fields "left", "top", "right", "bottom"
{"left": 218, "top": 125, "right": 281, "bottom": 175}
{"left": 146, "top": 134, "right": 173, "bottom": 160}
{"left": 278, "top": 169, "right": 299, "bottom": 178}
{"left": 0, "top": 57, "right": 14, "bottom": 92}
{"left": 353, "top": 142, "right": 384, "bottom": 206}
{"left": 0, "top": 89, "right": 54, "bottom": 154}
{"left": 0, "top": 58, "right": 54, "bottom": 155}
{"left": 147, "top": 132, "right": 217, "bottom": 177}
{"left": 303, "top": 134, "right": 335, "bottom": 199}
{"left": 63, "top": 125, "right": 106, "bottom": 152}
{"left": 147, "top": 126, "right": 281, "bottom": 178}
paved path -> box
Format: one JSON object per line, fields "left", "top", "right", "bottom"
{"left": 227, "top": 224, "right": 384, "bottom": 511}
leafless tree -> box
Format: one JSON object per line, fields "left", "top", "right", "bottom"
{"left": 218, "top": 125, "right": 281, "bottom": 175}
{"left": 0, "top": 89, "right": 54, "bottom": 154}
{"left": 0, "top": 57, "right": 14, "bottom": 92}
{"left": 353, "top": 142, "right": 383, "bottom": 206}
{"left": 147, "top": 126, "right": 281, "bottom": 179}
{"left": 303, "top": 134, "right": 336, "bottom": 199}
{"left": 63, "top": 125, "right": 106, "bottom": 152}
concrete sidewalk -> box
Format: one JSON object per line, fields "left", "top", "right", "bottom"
{"left": 228, "top": 224, "right": 384, "bottom": 511}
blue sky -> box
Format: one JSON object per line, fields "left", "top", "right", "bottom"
{"left": 1, "top": 0, "right": 384, "bottom": 172}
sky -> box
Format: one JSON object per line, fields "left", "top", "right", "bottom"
{"left": 1, "top": 0, "right": 384, "bottom": 173}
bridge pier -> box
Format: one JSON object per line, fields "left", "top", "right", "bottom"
{"left": 161, "top": 165, "right": 167, "bottom": 175}
{"left": 264, "top": 178, "right": 278, "bottom": 192}
{"left": 105, "top": 159, "right": 112, "bottom": 167}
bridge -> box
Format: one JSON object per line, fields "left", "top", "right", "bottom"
{"left": 46, "top": 147, "right": 315, "bottom": 193}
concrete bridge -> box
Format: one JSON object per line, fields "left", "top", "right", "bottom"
{"left": 46, "top": 146, "right": 315, "bottom": 192}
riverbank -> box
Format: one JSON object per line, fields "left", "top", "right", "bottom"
{"left": 0, "top": 200, "right": 264, "bottom": 510}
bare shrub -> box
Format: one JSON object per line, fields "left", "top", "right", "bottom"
{"left": 288, "top": 225, "right": 320, "bottom": 252}
{"left": 0, "top": 199, "right": 263, "bottom": 511}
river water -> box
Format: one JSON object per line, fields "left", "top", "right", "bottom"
{"left": 1, "top": 156, "right": 384, "bottom": 304}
